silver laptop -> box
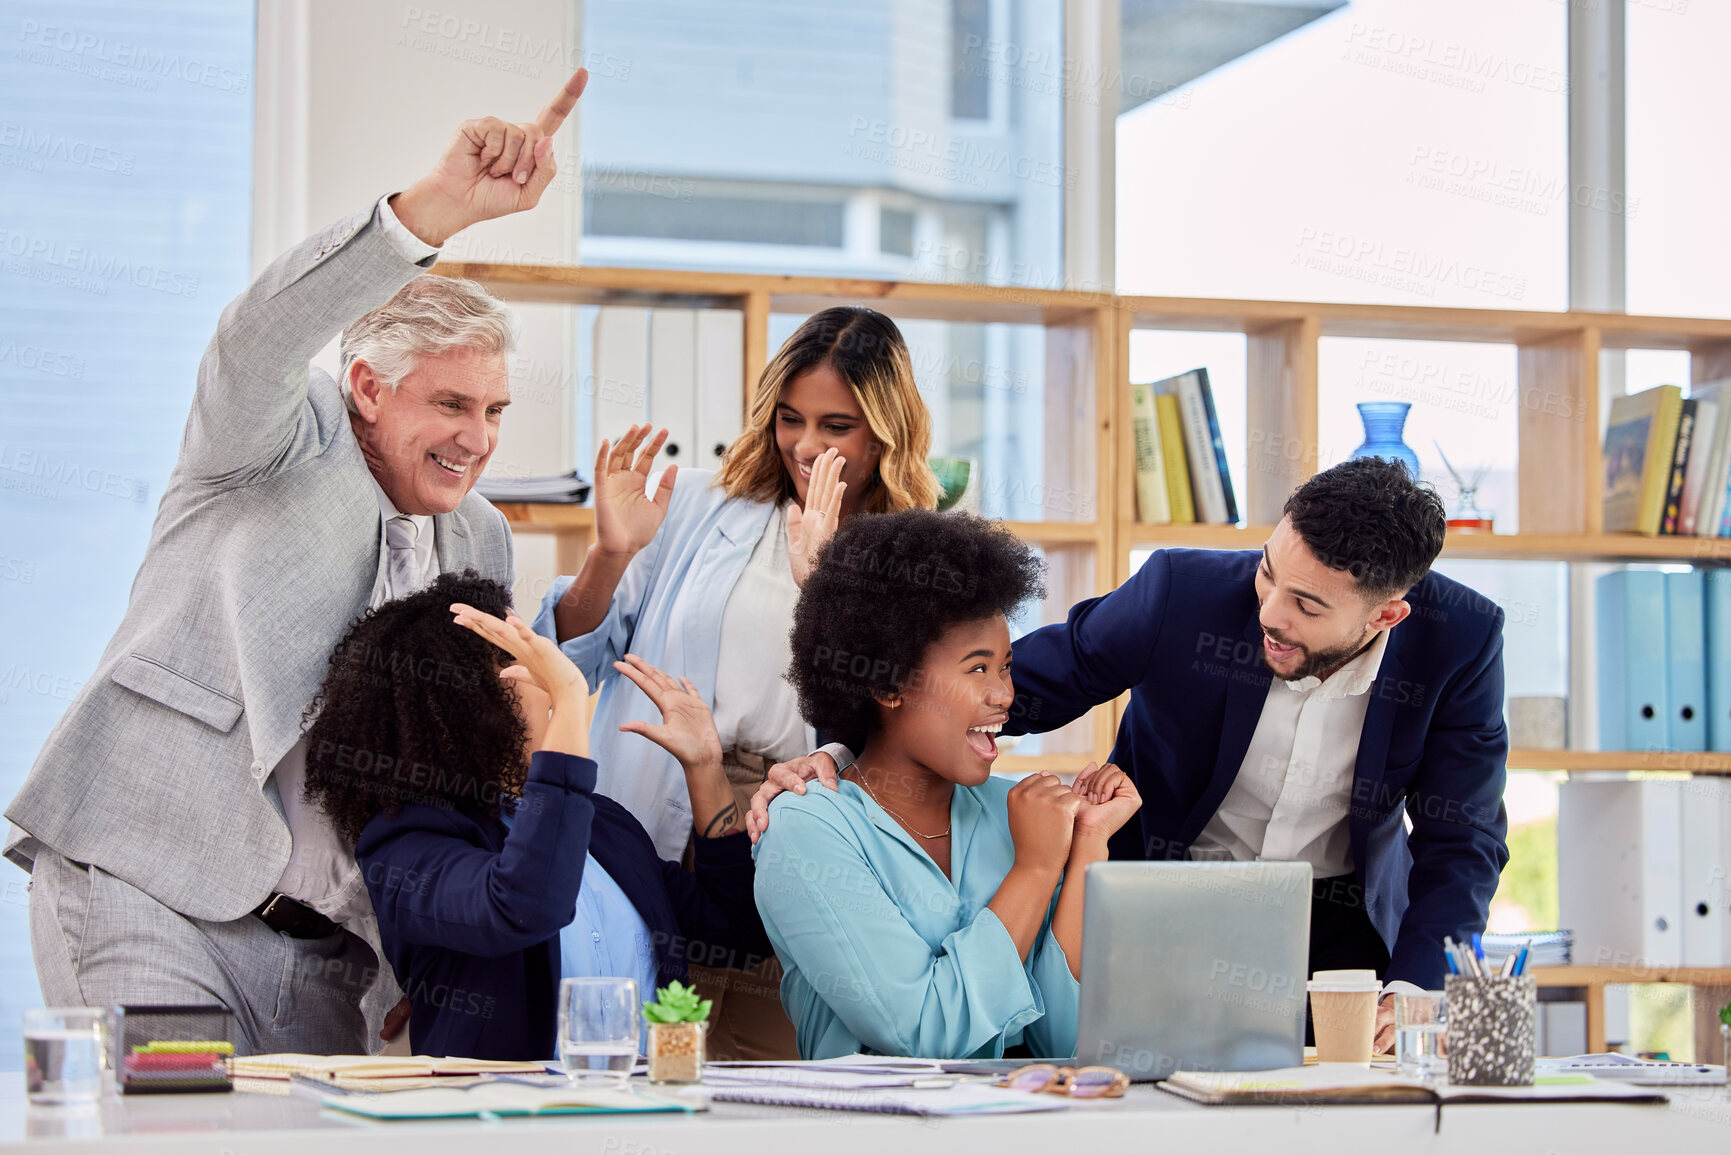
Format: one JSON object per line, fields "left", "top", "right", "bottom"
{"left": 1074, "top": 860, "right": 1312, "bottom": 1080}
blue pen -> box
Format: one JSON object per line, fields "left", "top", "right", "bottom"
{"left": 1471, "top": 932, "right": 1484, "bottom": 961}
{"left": 1513, "top": 942, "right": 1531, "bottom": 976}
{"left": 1444, "top": 950, "right": 1460, "bottom": 976}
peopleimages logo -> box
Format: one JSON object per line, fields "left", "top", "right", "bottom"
{"left": 15, "top": 20, "right": 249, "bottom": 94}
{"left": 0, "top": 229, "right": 199, "bottom": 298}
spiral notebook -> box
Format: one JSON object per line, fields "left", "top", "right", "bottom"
{"left": 703, "top": 1082, "right": 1066, "bottom": 1115}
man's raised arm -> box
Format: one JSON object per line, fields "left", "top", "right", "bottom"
{"left": 179, "top": 68, "right": 589, "bottom": 488}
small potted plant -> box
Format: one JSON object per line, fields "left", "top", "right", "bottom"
{"left": 643, "top": 981, "right": 710, "bottom": 1084}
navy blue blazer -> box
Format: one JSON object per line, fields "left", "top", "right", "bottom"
{"left": 356, "top": 750, "right": 772, "bottom": 1061}
{"left": 1007, "top": 549, "right": 1509, "bottom": 989}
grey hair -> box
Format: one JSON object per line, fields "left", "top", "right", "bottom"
{"left": 338, "top": 275, "right": 518, "bottom": 410}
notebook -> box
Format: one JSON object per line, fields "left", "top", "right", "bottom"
{"left": 1159, "top": 1064, "right": 1669, "bottom": 1107}
{"left": 703, "top": 1082, "right": 1067, "bottom": 1116}
{"left": 232, "top": 1053, "right": 548, "bottom": 1083}
{"left": 318, "top": 1081, "right": 692, "bottom": 1120}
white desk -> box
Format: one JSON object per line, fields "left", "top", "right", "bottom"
{"left": 5, "top": 1080, "right": 1731, "bottom": 1154}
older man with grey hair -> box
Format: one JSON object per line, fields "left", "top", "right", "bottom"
{"left": 4, "top": 69, "right": 590, "bottom": 1055}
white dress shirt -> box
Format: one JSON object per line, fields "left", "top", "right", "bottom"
{"left": 1192, "top": 630, "right": 1422, "bottom": 999}
{"left": 1191, "top": 629, "right": 1390, "bottom": 879}
{"left": 265, "top": 194, "right": 441, "bottom": 922}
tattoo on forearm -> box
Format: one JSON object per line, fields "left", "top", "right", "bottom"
{"left": 702, "top": 803, "right": 744, "bottom": 839}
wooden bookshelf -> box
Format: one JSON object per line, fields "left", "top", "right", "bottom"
{"left": 453, "top": 261, "right": 1731, "bottom": 772}
{"left": 1533, "top": 966, "right": 1731, "bottom": 1057}
{"left": 1506, "top": 749, "right": 1731, "bottom": 774}
{"left": 1119, "top": 524, "right": 1731, "bottom": 563}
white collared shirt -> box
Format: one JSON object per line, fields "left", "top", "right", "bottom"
{"left": 265, "top": 193, "right": 442, "bottom": 922}
{"left": 1190, "top": 629, "right": 1390, "bottom": 879}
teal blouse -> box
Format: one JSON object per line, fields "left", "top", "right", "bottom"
{"left": 752, "top": 775, "right": 1080, "bottom": 1060}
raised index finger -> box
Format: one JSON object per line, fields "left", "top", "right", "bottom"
{"left": 534, "top": 67, "right": 589, "bottom": 135}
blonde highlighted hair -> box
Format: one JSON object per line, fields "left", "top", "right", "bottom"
{"left": 715, "top": 306, "right": 937, "bottom": 513}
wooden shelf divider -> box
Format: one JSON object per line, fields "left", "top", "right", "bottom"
{"left": 1506, "top": 749, "right": 1731, "bottom": 774}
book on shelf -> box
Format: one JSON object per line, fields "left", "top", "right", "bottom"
{"left": 1601, "top": 385, "right": 1683, "bottom": 536}
{"left": 1152, "top": 368, "right": 1236, "bottom": 525}
{"left": 1689, "top": 377, "right": 1731, "bottom": 537}
{"left": 1678, "top": 398, "right": 1720, "bottom": 535}
{"left": 1155, "top": 393, "right": 1196, "bottom": 524}
{"left": 1129, "top": 383, "right": 1171, "bottom": 523}
{"left": 1660, "top": 398, "right": 1699, "bottom": 535}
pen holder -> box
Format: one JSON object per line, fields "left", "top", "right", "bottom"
{"left": 1443, "top": 975, "right": 1535, "bottom": 1086}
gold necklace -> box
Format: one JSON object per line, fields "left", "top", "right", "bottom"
{"left": 854, "top": 771, "right": 951, "bottom": 841}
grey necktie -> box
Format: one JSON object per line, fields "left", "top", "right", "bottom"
{"left": 385, "top": 515, "right": 420, "bottom": 599}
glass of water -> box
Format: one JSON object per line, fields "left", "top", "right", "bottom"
{"left": 557, "top": 978, "right": 640, "bottom": 1086}
{"left": 1393, "top": 991, "right": 1447, "bottom": 1078}
{"left": 24, "top": 1008, "right": 107, "bottom": 1105}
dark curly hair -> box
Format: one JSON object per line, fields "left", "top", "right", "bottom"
{"left": 301, "top": 570, "right": 530, "bottom": 844}
{"left": 1283, "top": 456, "right": 1447, "bottom": 599}
{"left": 787, "top": 509, "right": 1045, "bottom": 751}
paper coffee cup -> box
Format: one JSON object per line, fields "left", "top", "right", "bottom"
{"left": 1307, "top": 972, "right": 1382, "bottom": 1063}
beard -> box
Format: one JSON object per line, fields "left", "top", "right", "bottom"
{"left": 1262, "top": 627, "right": 1375, "bottom": 683}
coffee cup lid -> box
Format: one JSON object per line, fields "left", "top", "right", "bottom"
{"left": 1307, "top": 968, "right": 1381, "bottom": 993}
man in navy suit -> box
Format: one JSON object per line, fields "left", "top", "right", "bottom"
{"left": 751, "top": 457, "right": 1508, "bottom": 1050}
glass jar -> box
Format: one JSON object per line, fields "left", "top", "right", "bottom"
{"left": 646, "top": 1020, "right": 705, "bottom": 1084}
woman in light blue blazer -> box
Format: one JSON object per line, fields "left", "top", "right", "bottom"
{"left": 532, "top": 307, "right": 938, "bottom": 1056}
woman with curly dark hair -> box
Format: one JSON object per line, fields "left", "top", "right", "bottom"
{"left": 302, "top": 570, "right": 770, "bottom": 1061}
{"left": 751, "top": 510, "right": 1143, "bottom": 1060}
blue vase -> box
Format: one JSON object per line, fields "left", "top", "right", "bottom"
{"left": 1351, "top": 402, "right": 1421, "bottom": 478}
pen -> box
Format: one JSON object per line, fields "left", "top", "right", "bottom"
{"left": 1513, "top": 942, "right": 1531, "bottom": 977}
{"left": 1471, "top": 932, "right": 1484, "bottom": 962}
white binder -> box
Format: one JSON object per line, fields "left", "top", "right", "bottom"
{"left": 1559, "top": 780, "right": 1683, "bottom": 969}
{"left": 1680, "top": 776, "right": 1731, "bottom": 967}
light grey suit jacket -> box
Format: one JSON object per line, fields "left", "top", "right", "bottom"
{"left": 4, "top": 202, "right": 514, "bottom": 921}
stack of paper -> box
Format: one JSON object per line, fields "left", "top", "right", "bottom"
{"left": 231, "top": 1053, "right": 546, "bottom": 1094}
{"left": 1480, "top": 931, "right": 1572, "bottom": 969}
{"left": 474, "top": 471, "right": 590, "bottom": 503}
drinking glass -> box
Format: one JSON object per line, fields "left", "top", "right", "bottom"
{"left": 1394, "top": 991, "right": 1448, "bottom": 1078}
{"left": 557, "top": 978, "right": 640, "bottom": 1086}
{"left": 23, "top": 1009, "right": 106, "bottom": 1105}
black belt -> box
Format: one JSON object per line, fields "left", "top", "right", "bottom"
{"left": 253, "top": 893, "right": 339, "bottom": 939}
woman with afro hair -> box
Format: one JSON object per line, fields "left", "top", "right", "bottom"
{"left": 752, "top": 510, "right": 1143, "bottom": 1060}
{"left": 301, "top": 570, "right": 770, "bottom": 1061}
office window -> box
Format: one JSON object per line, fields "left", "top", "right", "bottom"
{"left": 1627, "top": 3, "right": 1731, "bottom": 318}
{"left": 579, "top": 0, "right": 1063, "bottom": 287}
{"left": 0, "top": 1, "right": 253, "bottom": 1069}
{"left": 950, "top": 0, "right": 993, "bottom": 121}
{"left": 879, "top": 206, "right": 916, "bottom": 257}
{"left": 1117, "top": 0, "right": 1567, "bottom": 310}
{"left": 586, "top": 189, "right": 847, "bottom": 248}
